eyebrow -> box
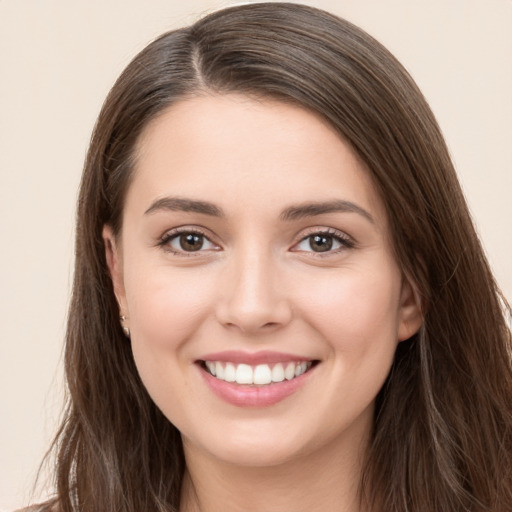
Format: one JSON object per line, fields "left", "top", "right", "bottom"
{"left": 144, "top": 196, "right": 374, "bottom": 224}
{"left": 280, "top": 200, "right": 374, "bottom": 224}
{"left": 144, "top": 197, "right": 225, "bottom": 217}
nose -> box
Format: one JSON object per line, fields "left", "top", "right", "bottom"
{"left": 215, "top": 248, "right": 293, "bottom": 334}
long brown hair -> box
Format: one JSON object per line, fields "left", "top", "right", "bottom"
{"left": 40, "top": 3, "right": 512, "bottom": 511}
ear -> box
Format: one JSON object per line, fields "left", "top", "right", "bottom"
{"left": 397, "top": 275, "right": 423, "bottom": 342}
{"left": 102, "top": 224, "right": 127, "bottom": 314}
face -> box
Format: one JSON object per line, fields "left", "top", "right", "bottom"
{"left": 104, "top": 94, "right": 421, "bottom": 468}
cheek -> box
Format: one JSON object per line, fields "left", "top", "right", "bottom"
{"left": 296, "top": 266, "right": 402, "bottom": 430}
{"left": 297, "top": 265, "right": 402, "bottom": 353}
{"left": 124, "top": 264, "right": 219, "bottom": 421}
{"left": 125, "top": 263, "right": 217, "bottom": 341}
{"left": 122, "top": 262, "right": 218, "bottom": 400}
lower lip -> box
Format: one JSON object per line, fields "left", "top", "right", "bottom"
{"left": 198, "top": 364, "right": 315, "bottom": 407}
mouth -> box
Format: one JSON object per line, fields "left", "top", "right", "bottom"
{"left": 195, "top": 351, "right": 320, "bottom": 407}
{"left": 197, "top": 359, "right": 319, "bottom": 386}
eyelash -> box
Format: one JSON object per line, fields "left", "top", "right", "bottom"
{"left": 292, "top": 228, "right": 355, "bottom": 256}
{"left": 158, "top": 227, "right": 219, "bottom": 256}
{"left": 158, "top": 227, "right": 355, "bottom": 257}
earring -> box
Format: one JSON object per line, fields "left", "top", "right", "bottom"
{"left": 119, "top": 315, "right": 130, "bottom": 338}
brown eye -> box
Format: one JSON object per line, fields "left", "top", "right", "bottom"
{"left": 309, "top": 234, "right": 333, "bottom": 252}
{"left": 292, "top": 230, "right": 354, "bottom": 254}
{"left": 163, "top": 230, "right": 218, "bottom": 254}
{"left": 179, "top": 233, "right": 204, "bottom": 251}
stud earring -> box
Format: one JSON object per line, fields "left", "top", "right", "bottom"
{"left": 119, "top": 315, "right": 131, "bottom": 338}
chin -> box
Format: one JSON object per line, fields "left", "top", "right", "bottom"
{"left": 182, "top": 414, "right": 349, "bottom": 469}
{"left": 200, "top": 437, "right": 310, "bottom": 468}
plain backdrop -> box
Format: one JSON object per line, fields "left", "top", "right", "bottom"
{"left": 1, "top": 0, "right": 511, "bottom": 509}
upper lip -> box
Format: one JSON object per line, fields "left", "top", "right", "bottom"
{"left": 197, "top": 350, "right": 315, "bottom": 365}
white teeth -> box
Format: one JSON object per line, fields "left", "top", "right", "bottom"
{"left": 271, "top": 363, "right": 285, "bottom": 382}
{"left": 235, "top": 364, "right": 253, "bottom": 384}
{"left": 205, "top": 361, "right": 216, "bottom": 376}
{"left": 224, "top": 363, "right": 236, "bottom": 382}
{"left": 215, "top": 361, "right": 224, "bottom": 380}
{"left": 284, "top": 362, "right": 296, "bottom": 380}
{"left": 294, "top": 362, "right": 308, "bottom": 377}
{"left": 253, "top": 364, "right": 272, "bottom": 385}
{"left": 204, "top": 361, "right": 313, "bottom": 385}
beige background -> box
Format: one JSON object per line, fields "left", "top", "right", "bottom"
{"left": 1, "top": 0, "right": 511, "bottom": 509}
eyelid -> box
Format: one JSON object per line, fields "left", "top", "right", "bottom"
{"left": 156, "top": 225, "right": 354, "bottom": 256}
{"left": 158, "top": 226, "right": 221, "bottom": 255}
{"left": 290, "top": 227, "right": 355, "bottom": 255}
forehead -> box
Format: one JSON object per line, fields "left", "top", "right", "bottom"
{"left": 128, "top": 93, "right": 387, "bottom": 224}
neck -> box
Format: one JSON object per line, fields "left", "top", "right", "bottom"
{"left": 180, "top": 428, "right": 370, "bottom": 512}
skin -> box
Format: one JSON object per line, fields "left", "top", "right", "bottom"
{"left": 104, "top": 94, "right": 422, "bottom": 512}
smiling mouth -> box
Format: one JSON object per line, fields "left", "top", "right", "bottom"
{"left": 199, "top": 360, "right": 318, "bottom": 386}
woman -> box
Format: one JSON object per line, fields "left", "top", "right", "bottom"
{"left": 30, "top": 3, "right": 512, "bottom": 511}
